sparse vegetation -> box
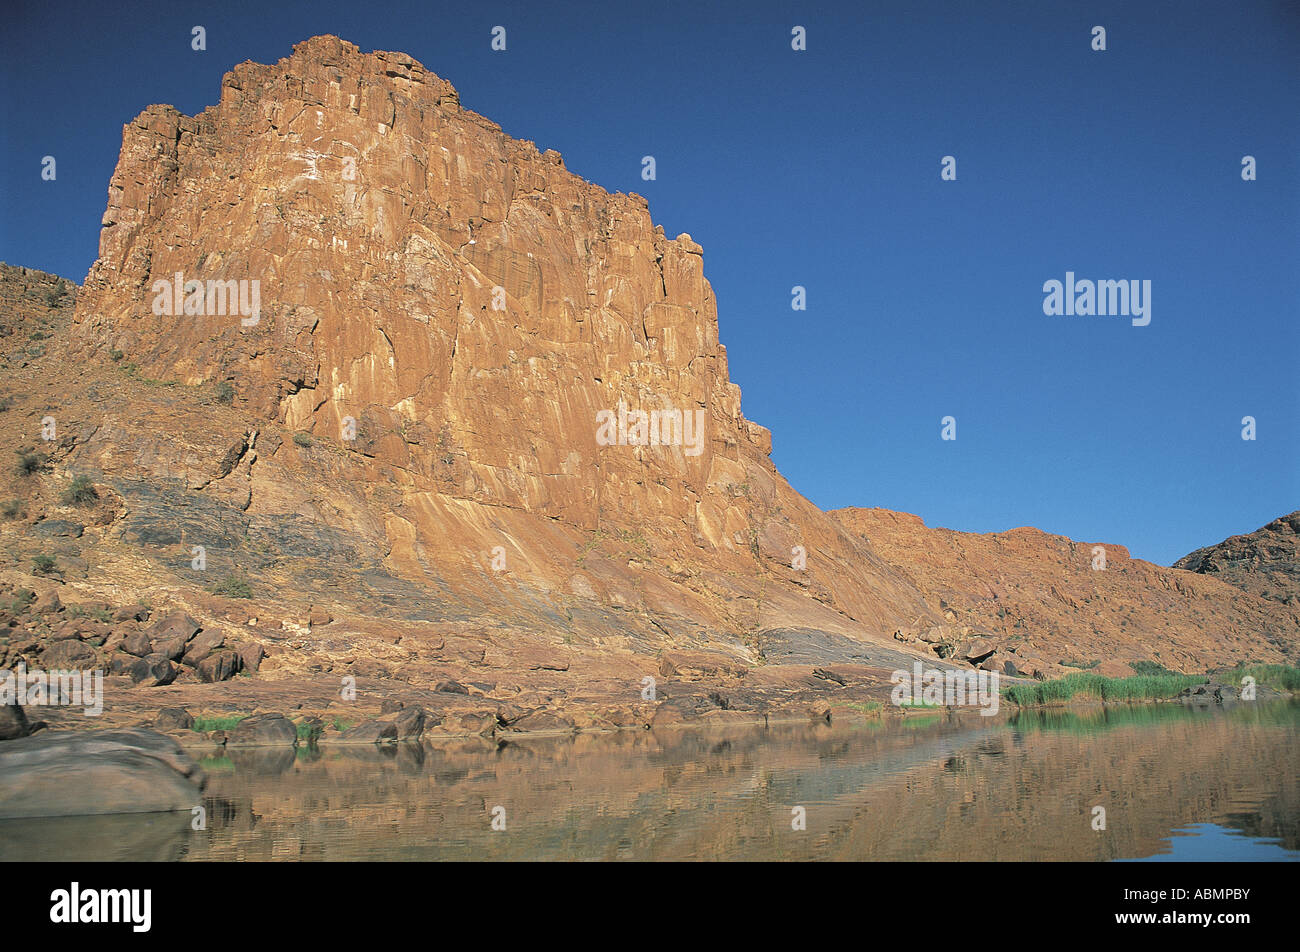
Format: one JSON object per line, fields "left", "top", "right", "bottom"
{"left": 15, "top": 450, "right": 45, "bottom": 476}
{"left": 1128, "top": 659, "right": 1178, "bottom": 677}
{"left": 120, "top": 363, "right": 178, "bottom": 387}
{"left": 211, "top": 570, "right": 253, "bottom": 599}
{"left": 214, "top": 381, "right": 235, "bottom": 405}
{"left": 1, "top": 498, "right": 24, "bottom": 519}
{"left": 844, "top": 701, "right": 884, "bottom": 715}
{"left": 31, "top": 553, "right": 57, "bottom": 576}
{"left": 9, "top": 589, "right": 36, "bottom": 613}
{"left": 293, "top": 432, "right": 313, "bottom": 447}
{"left": 60, "top": 474, "right": 98, "bottom": 506}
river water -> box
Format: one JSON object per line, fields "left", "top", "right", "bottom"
{"left": 4, "top": 700, "right": 1297, "bottom": 861}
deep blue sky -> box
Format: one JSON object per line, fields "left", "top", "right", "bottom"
{"left": 2, "top": 0, "right": 1296, "bottom": 565}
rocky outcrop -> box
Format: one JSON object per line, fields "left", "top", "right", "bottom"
{"left": 1175, "top": 511, "right": 1300, "bottom": 607}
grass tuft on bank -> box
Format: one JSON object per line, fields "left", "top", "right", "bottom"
{"left": 1215, "top": 664, "right": 1300, "bottom": 692}
{"left": 1004, "top": 672, "right": 1206, "bottom": 706}
{"left": 1004, "top": 664, "right": 1300, "bottom": 707}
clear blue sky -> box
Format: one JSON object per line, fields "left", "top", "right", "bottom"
{"left": 1, "top": 0, "right": 1296, "bottom": 565}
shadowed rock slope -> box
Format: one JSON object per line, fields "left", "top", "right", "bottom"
{"left": 1175, "top": 512, "right": 1300, "bottom": 608}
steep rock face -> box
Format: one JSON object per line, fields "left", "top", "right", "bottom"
{"left": 68, "top": 36, "right": 936, "bottom": 652}
{"left": 1175, "top": 512, "right": 1300, "bottom": 607}
{"left": 831, "top": 508, "right": 1299, "bottom": 674}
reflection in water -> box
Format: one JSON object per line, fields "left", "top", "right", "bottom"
{"left": 2, "top": 700, "right": 1296, "bottom": 861}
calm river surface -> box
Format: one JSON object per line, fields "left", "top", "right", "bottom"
{"left": 5, "top": 700, "right": 1297, "bottom": 861}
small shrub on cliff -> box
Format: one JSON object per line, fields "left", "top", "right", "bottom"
{"left": 60, "top": 475, "right": 98, "bottom": 506}
{"left": 211, "top": 571, "right": 253, "bottom": 599}
{"left": 9, "top": 589, "right": 36, "bottom": 613}
{"left": 214, "top": 381, "right": 235, "bottom": 405}
{"left": 1128, "top": 660, "right": 1177, "bottom": 677}
{"left": 293, "top": 432, "right": 313, "bottom": 447}
{"left": 44, "top": 286, "right": 67, "bottom": 307}
{"left": 31, "top": 554, "right": 57, "bottom": 576}
{"left": 15, "top": 450, "right": 45, "bottom": 476}
{"left": 1, "top": 498, "right": 24, "bottom": 519}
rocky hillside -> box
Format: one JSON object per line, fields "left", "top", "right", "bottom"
{"left": 830, "top": 508, "right": 1299, "bottom": 678}
{"left": 0, "top": 37, "right": 1295, "bottom": 734}
{"left": 1175, "top": 512, "right": 1300, "bottom": 607}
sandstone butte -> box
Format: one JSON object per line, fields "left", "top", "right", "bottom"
{"left": 0, "top": 36, "right": 1295, "bottom": 736}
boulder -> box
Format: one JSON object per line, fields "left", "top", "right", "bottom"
{"left": 334, "top": 719, "right": 398, "bottom": 744}
{"left": 196, "top": 649, "right": 242, "bottom": 683}
{"left": 129, "top": 654, "right": 178, "bottom": 687}
{"left": 154, "top": 707, "right": 194, "bottom": 731}
{"left": 120, "top": 630, "right": 152, "bottom": 657}
{"left": 181, "top": 629, "right": 225, "bottom": 666}
{"left": 40, "top": 640, "right": 96, "bottom": 669}
{"left": 392, "top": 706, "right": 427, "bottom": 741}
{"left": 235, "top": 642, "right": 264, "bottom": 672}
{"left": 148, "top": 610, "right": 201, "bottom": 644}
{"left": 959, "top": 637, "right": 998, "bottom": 663}
{"left": 0, "top": 729, "right": 206, "bottom": 818}
{"left": 227, "top": 713, "right": 297, "bottom": 747}
{"left": 152, "top": 635, "right": 188, "bottom": 661}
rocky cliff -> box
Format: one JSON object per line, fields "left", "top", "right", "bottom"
{"left": 66, "top": 35, "right": 937, "bottom": 652}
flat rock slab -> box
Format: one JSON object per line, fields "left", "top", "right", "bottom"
{"left": 760, "top": 628, "right": 962, "bottom": 671}
{"left": 0, "top": 728, "right": 206, "bottom": 819}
